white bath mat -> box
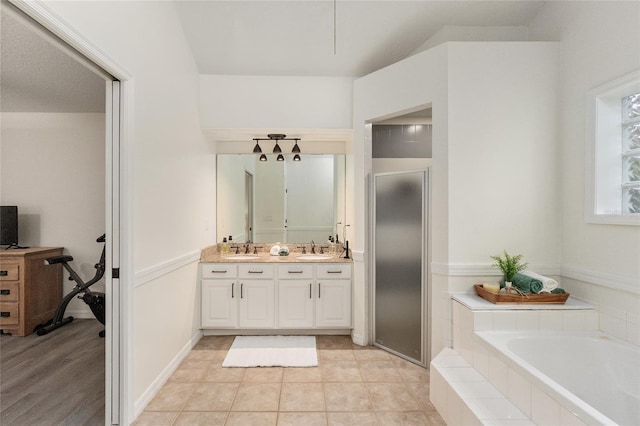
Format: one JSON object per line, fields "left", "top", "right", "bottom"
{"left": 222, "top": 335, "right": 318, "bottom": 368}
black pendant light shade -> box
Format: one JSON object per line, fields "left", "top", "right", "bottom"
{"left": 253, "top": 134, "right": 301, "bottom": 161}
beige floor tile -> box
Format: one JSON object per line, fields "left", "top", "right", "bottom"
{"left": 185, "top": 349, "right": 225, "bottom": 362}
{"left": 173, "top": 411, "right": 227, "bottom": 425}
{"left": 327, "top": 412, "right": 380, "bottom": 425}
{"left": 423, "top": 409, "right": 447, "bottom": 425}
{"left": 359, "top": 360, "right": 403, "bottom": 382}
{"left": 183, "top": 382, "right": 239, "bottom": 411}
{"left": 195, "top": 335, "right": 235, "bottom": 350}
{"left": 226, "top": 412, "right": 278, "bottom": 425}
{"left": 169, "top": 362, "right": 208, "bottom": 383}
{"left": 316, "top": 335, "right": 353, "bottom": 349}
{"left": 318, "top": 349, "right": 356, "bottom": 361}
{"left": 133, "top": 411, "right": 179, "bottom": 425}
{"left": 277, "top": 411, "right": 327, "bottom": 426}
{"left": 232, "top": 382, "right": 281, "bottom": 411}
{"left": 243, "top": 367, "right": 284, "bottom": 382}
{"left": 376, "top": 411, "right": 429, "bottom": 425}
{"left": 321, "top": 361, "right": 362, "bottom": 382}
{"left": 282, "top": 366, "right": 322, "bottom": 382}
{"left": 204, "top": 365, "right": 245, "bottom": 382}
{"left": 367, "top": 383, "right": 421, "bottom": 411}
{"left": 393, "top": 359, "right": 430, "bottom": 382}
{"left": 279, "top": 383, "right": 325, "bottom": 411}
{"left": 353, "top": 348, "right": 392, "bottom": 361}
{"left": 405, "top": 382, "right": 431, "bottom": 410}
{"left": 324, "top": 382, "right": 372, "bottom": 411}
{"left": 144, "top": 382, "right": 197, "bottom": 411}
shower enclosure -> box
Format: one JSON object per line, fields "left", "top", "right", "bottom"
{"left": 373, "top": 170, "right": 428, "bottom": 364}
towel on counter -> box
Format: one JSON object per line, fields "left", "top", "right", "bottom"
{"left": 520, "top": 270, "right": 559, "bottom": 293}
{"left": 511, "top": 273, "right": 544, "bottom": 294}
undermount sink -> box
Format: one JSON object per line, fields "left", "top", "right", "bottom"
{"left": 225, "top": 255, "right": 260, "bottom": 260}
{"left": 297, "top": 254, "right": 333, "bottom": 260}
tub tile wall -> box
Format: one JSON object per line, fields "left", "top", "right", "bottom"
{"left": 531, "top": 387, "right": 561, "bottom": 425}
{"left": 506, "top": 368, "right": 532, "bottom": 418}
{"left": 430, "top": 349, "right": 533, "bottom": 426}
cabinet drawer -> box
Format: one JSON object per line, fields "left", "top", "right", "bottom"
{"left": 0, "top": 302, "right": 19, "bottom": 325}
{"left": 316, "top": 264, "right": 352, "bottom": 279}
{"left": 277, "top": 264, "right": 313, "bottom": 279}
{"left": 0, "top": 264, "right": 19, "bottom": 281}
{"left": 239, "top": 264, "right": 274, "bottom": 279}
{"left": 201, "top": 264, "right": 237, "bottom": 279}
{"left": 0, "top": 281, "right": 19, "bottom": 302}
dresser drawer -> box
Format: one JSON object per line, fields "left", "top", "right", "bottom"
{"left": 0, "top": 302, "right": 19, "bottom": 325}
{"left": 277, "top": 264, "right": 313, "bottom": 279}
{"left": 0, "top": 264, "right": 19, "bottom": 281}
{"left": 0, "top": 281, "right": 19, "bottom": 302}
{"left": 316, "top": 264, "right": 352, "bottom": 279}
{"left": 201, "top": 264, "right": 237, "bottom": 279}
{"left": 239, "top": 264, "right": 274, "bottom": 279}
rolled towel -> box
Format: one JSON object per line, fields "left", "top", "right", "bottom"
{"left": 520, "top": 270, "right": 558, "bottom": 293}
{"left": 511, "top": 272, "right": 543, "bottom": 294}
{"left": 551, "top": 288, "right": 566, "bottom": 294}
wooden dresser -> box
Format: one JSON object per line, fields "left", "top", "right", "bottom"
{"left": 0, "top": 247, "right": 64, "bottom": 336}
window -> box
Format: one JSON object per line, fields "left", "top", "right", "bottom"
{"left": 586, "top": 70, "right": 640, "bottom": 225}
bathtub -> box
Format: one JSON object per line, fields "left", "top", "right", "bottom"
{"left": 476, "top": 330, "right": 639, "bottom": 426}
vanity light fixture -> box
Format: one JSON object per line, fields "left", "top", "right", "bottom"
{"left": 251, "top": 133, "right": 302, "bottom": 162}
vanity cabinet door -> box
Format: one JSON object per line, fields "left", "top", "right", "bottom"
{"left": 238, "top": 280, "right": 275, "bottom": 328}
{"left": 315, "top": 279, "right": 352, "bottom": 328}
{"left": 278, "top": 279, "right": 314, "bottom": 328}
{"left": 202, "top": 279, "right": 237, "bottom": 328}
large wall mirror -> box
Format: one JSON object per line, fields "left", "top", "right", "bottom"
{"left": 217, "top": 154, "right": 346, "bottom": 244}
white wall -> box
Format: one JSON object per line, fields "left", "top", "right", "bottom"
{"left": 199, "top": 75, "right": 353, "bottom": 129}
{"left": 353, "top": 42, "right": 560, "bottom": 357}
{"left": 529, "top": 1, "right": 640, "bottom": 344}
{"left": 42, "top": 0, "right": 216, "bottom": 418}
{"left": 1, "top": 113, "right": 105, "bottom": 317}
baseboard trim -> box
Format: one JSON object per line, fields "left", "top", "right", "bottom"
{"left": 135, "top": 250, "right": 201, "bottom": 288}
{"left": 134, "top": 329, "right": 203, "bottom": 419}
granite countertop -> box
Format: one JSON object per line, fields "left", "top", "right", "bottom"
{"left": 200, "top": 244, "right": 353, "bottom": 264}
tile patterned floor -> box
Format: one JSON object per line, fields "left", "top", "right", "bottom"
{"left": 134, "top": 335, "right": 446, "bottom": 425}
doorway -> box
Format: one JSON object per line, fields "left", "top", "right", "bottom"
{"left": 0, "top": 2, "right": 126, "bottom": 424}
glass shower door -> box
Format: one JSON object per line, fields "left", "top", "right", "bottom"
{"left": 373, "top": 170, "right": 426, "bottom": 363}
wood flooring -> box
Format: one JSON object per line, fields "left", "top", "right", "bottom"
{"left": 0, "top": 319, "right": 105, "bottom": 425}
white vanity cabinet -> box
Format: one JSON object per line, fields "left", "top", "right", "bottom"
{"left": 201, "top": 264, "right": 238, "bottom": 328}
{"left": 201, "top": 261, "right": 351, "bottom": 332}
{"left": 315, "top": 264, "right": 352, "bottom": 328}
{"left": 277, "top": 265, "right": 314, "bottom": 328}
{"left": 238, "top": 264, "right": 275, "bottom": 328}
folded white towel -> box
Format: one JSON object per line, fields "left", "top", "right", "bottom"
{"left": 521, "top": 270, "right": 558, "bottom": 293}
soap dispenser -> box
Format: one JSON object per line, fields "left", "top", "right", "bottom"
{"left": 220, "top": 237, "right": 229, "bottom": 254}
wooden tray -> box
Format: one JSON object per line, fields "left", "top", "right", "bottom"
{"left": 474, "top": 284, "right": 570, "bottom": 305}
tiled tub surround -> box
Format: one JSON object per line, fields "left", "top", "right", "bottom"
{"left": 430, "top": 295, "right": 607, "bottom": 425}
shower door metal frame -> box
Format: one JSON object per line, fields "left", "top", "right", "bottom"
{"left": 371, "top": 169, "right": 429, "bottom": 366}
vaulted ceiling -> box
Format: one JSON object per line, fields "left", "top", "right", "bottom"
{"left": 0, "top": 1, "right": 546, "bottom": 113}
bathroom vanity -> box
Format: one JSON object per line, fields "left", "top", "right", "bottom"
{"left": 200, "top": 247, "right": 352, "bottom": 335}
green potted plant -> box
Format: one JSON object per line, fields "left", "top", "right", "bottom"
{"left": 490, "top": 250, "right": 528, "bottom": 289}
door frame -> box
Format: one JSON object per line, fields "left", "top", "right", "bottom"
{"left": 8, "top": 1, "right": 134, "bottom": 424}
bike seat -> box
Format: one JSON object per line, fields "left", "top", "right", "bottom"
{"left": 97, "top": 234, "right": 106, "bottom": 243}
{"left": 46, "top": 255, "right": 74, "bottom": 265}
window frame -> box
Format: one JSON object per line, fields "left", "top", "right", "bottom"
{"left": 585, "top": 70, "right": 640, "bottom": 226}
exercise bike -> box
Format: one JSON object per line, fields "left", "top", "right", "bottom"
{"left": 35, "top": 234, "right": 106, "bottom": 337}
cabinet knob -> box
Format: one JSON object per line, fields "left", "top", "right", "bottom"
{"left": 0, "top": 289, "right": 10, "bottom": 295}
{"left": 0, "top": 271, "right": 7, "bottom": 277}
{"left": 0, "top": 312, "right": 10, "bottom": 317}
